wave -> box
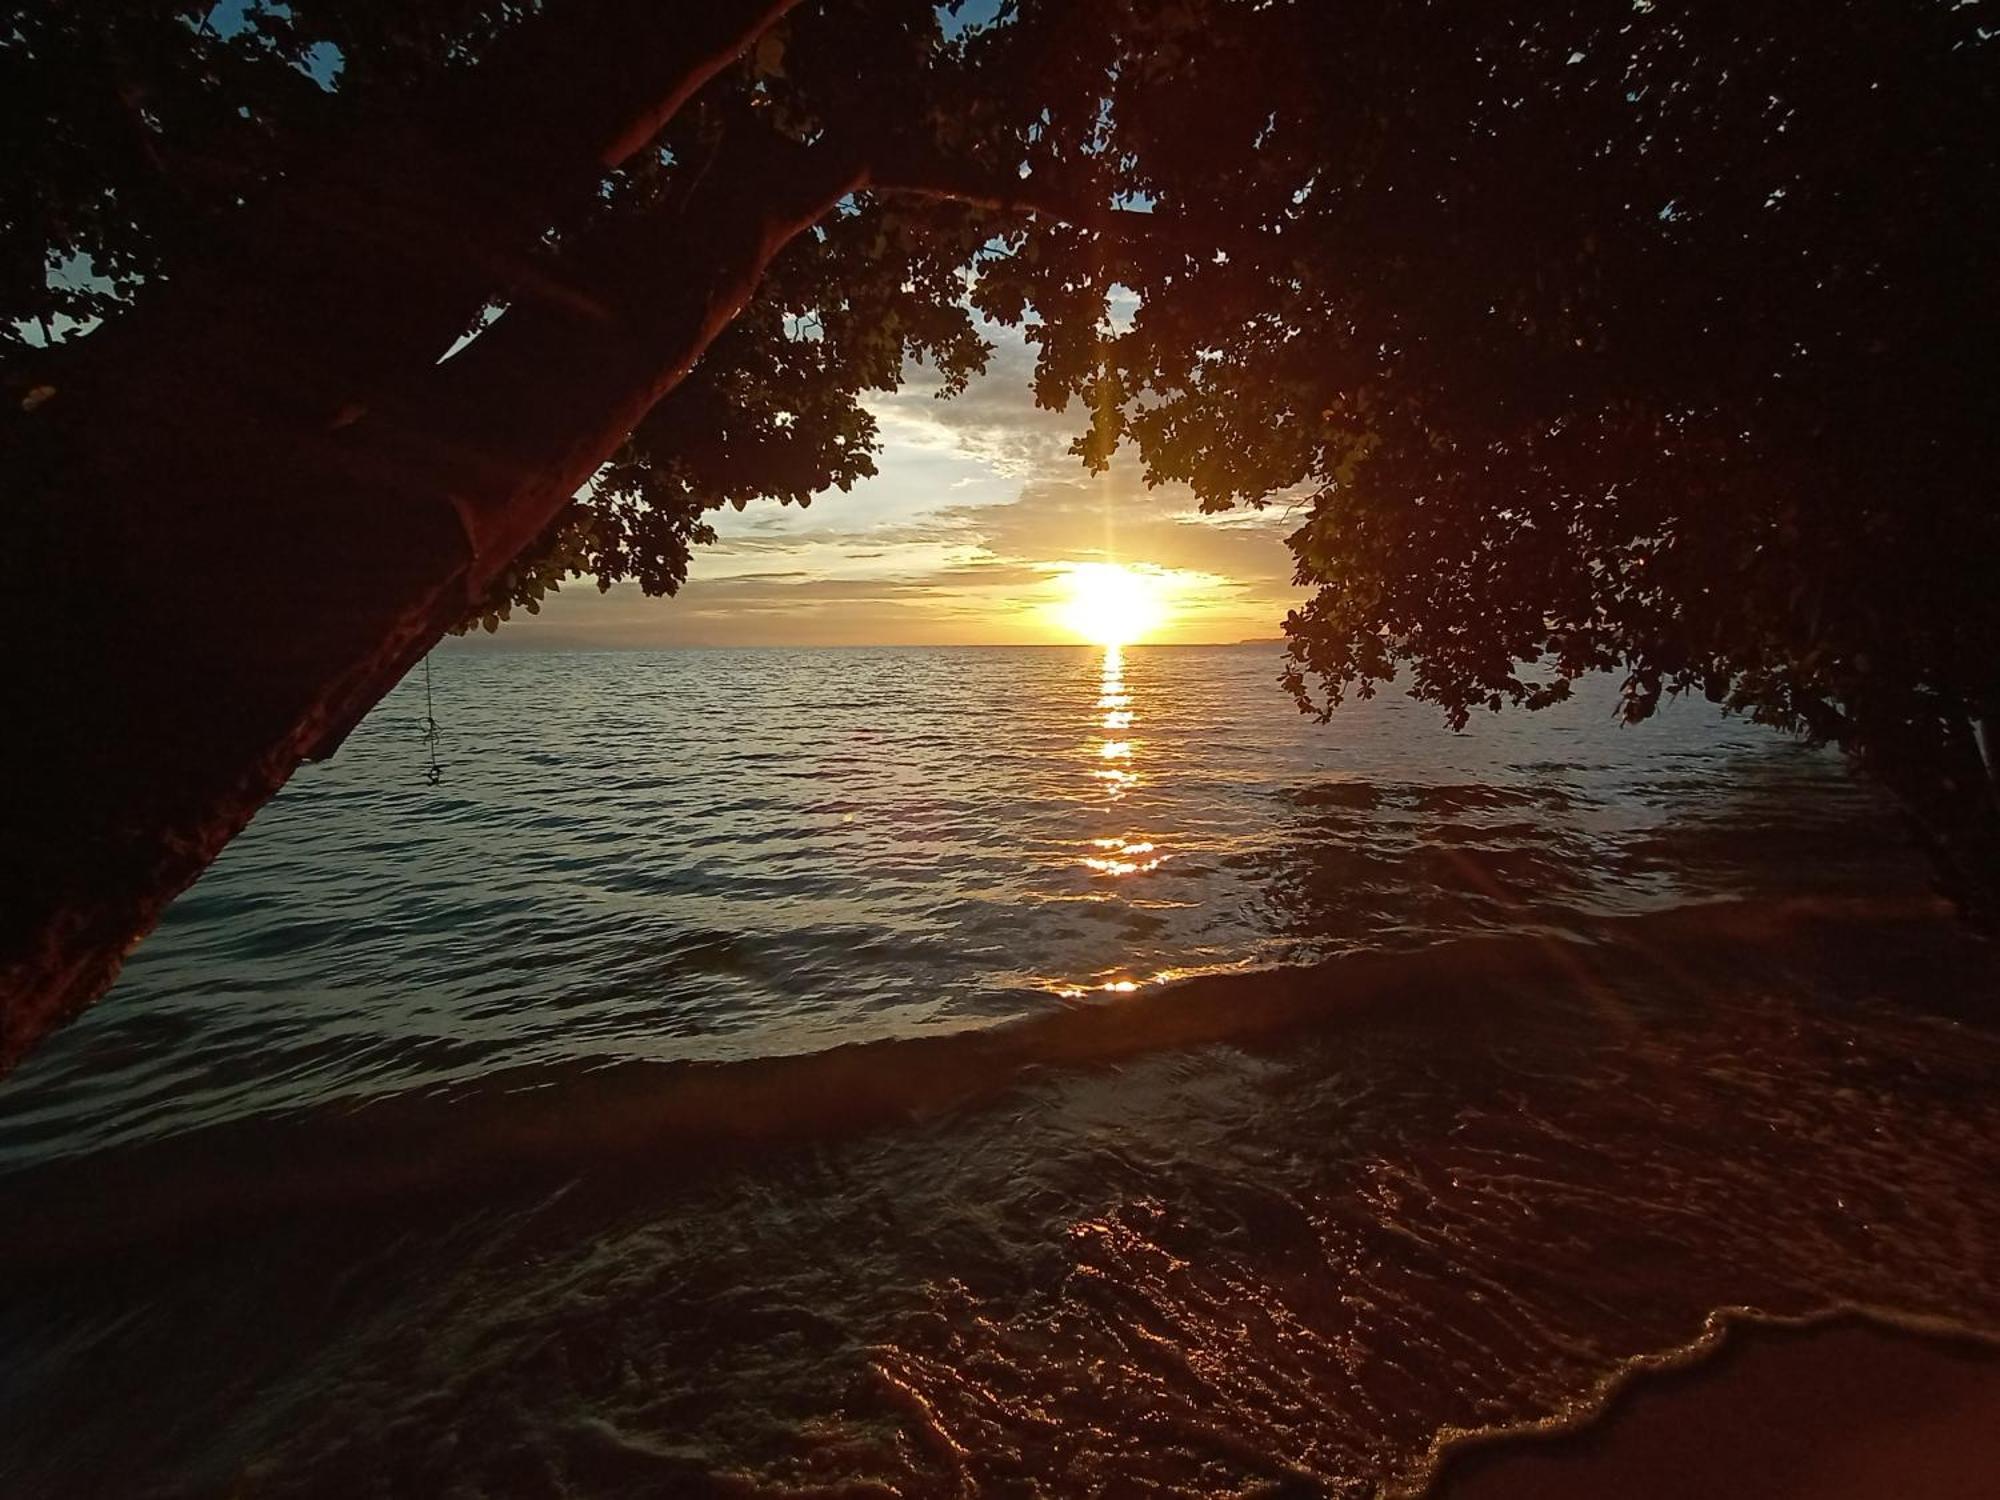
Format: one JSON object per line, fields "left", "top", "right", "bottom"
{"left": 0, "top": 893, "right": 1962, "bottom": 1272}
{"left": 1401, "top": 1305, "right": 2000, "bottom": 1498}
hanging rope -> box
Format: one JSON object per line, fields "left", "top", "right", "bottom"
{"left": 420, "top": 653, "right": 444, "bottom": 786}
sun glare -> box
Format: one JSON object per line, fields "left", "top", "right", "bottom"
{"left": 1054, "top": 563, "right": 1169, "bottom": 645}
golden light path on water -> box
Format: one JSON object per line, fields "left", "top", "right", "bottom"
{"left": 1058, "top": 641, "right": 1186, "bottom": 1001}
{"left": 1062, "top": 566, "right": 1171, "bottom": 974}
{"left": 1090, "top": 644, "right": 1141, "bottom": 805}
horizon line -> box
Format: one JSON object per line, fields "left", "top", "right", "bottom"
{"left": 444, "top": 638, "right": 1290, "bottom": 652}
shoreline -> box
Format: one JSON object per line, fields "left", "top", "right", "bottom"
{"left": 1411, "top": 1310, "right": 2000, "bottom": 1499}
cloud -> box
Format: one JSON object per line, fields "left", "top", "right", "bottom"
{"left": 476, "top": 319, "right": 1303, "bottom": 647}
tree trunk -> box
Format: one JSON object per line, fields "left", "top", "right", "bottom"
{"left": 1, "top": 106, "right": 861, "bottom": 1071}
{"left": 1854, "top": 707, "right": 2000, "bottom": 934}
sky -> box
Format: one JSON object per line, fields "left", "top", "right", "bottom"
{"left": 37, "top": 3, "right": 1301, "bottom": 652}
{"left": 466, "top": 320, "right": 1306, "bottom": 650}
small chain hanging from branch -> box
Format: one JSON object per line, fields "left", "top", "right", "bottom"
{"left": 420, "top": 654, "right": 444, "bottom": 786}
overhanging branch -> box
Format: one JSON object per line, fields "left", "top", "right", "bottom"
{"left": 864, "top": 161, "right": 1158, "bottom": 239}
{"left": 387, "top": 129, "right": 871, "bottom": 587}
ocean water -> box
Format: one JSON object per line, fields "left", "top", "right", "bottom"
{"left": 2, "top": 645, "right": 1996, "bottom": 1497}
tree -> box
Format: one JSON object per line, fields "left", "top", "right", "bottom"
{"left": 3, "top": 0, "right": 1993, "bottom": 1069}
{"left": 995, "top": 0, "right": 2000, "bottom": 919}
{"left": 1, "top": 0, "right": 1123, "bottom": 1067}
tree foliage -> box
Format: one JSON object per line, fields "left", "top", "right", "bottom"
{"left": 7, "top": 0, "right": 1008, "bottom": 628}
{"left": 6, "top": 0, "right": 1999, "bottom": 1010}
{"left": 11, "top": 0, "right": 1997, "bottom": 747}
{"left": 984, "top": 0, "right": 2000, "bottom": 904}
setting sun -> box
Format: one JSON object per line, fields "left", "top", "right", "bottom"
{"left": 1053, "top": 562, "right": 1170, "bottom": 645}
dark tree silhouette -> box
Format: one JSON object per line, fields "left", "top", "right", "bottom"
{"left": 4, "top": 0, "right": 1994, "bottom": 1067}
{"left": 3, "top": 0, "right": 1105, "bottom": 1065}
{"left": 999, "top": 0, "right": 2000, "bottom": 921}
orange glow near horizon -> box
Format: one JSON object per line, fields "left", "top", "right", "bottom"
{"left": 1052, "top": 563, "right": 1170, "bottom": 645}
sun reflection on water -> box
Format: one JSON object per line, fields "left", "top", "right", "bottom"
{"left": 1090, "top": 646, "right": 1141, "bottom": 801}
{"left": 1051, "top": 644, "right": 1177, "bottom": 997}
{"left": 1080, "top": 653, "right": 1162, "bottom": 876}
{"left": 1082, "top": 837, "right": 1161, "bottom": 877}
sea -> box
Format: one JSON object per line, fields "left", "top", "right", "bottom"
{"left": 2, "top": 644, "right": 1996, "bottom": 1497}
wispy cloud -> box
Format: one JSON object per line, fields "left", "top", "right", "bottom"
{"left": 478, "top": 321, "right": 1301, "bottom": 647}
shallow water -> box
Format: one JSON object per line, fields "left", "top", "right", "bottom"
{"left": 3, "top": 646, "right": 1996, "bottom": 1497}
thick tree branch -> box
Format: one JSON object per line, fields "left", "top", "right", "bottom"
{"left": 865, "top": 159, "right": 1159, "bottom": 239}
{"left": 0, "top": 123, "right": 871, "bottom": 1072}
{"left": 3, "top": 18, "right": 1146, "bottom": 1069}
{"left": 384, "top": 130, "right": 873, "bottom": 591}
{"left": 59, "top": 0, "right": 801, "bottom": 423}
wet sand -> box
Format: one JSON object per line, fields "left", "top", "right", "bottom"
{"left": 1428, "top": 1320, "right": 2000, "bottom": 1499}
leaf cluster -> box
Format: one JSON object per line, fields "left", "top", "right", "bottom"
{"left": 989, "top": 0, "right": 1999, "bottom": 790}
{"left": 16, "top": 0, "right": 1997, "bottom": 828}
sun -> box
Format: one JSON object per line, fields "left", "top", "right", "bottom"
{"left": 1054, "top": 562, "right": 1169, "bottom": 645}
